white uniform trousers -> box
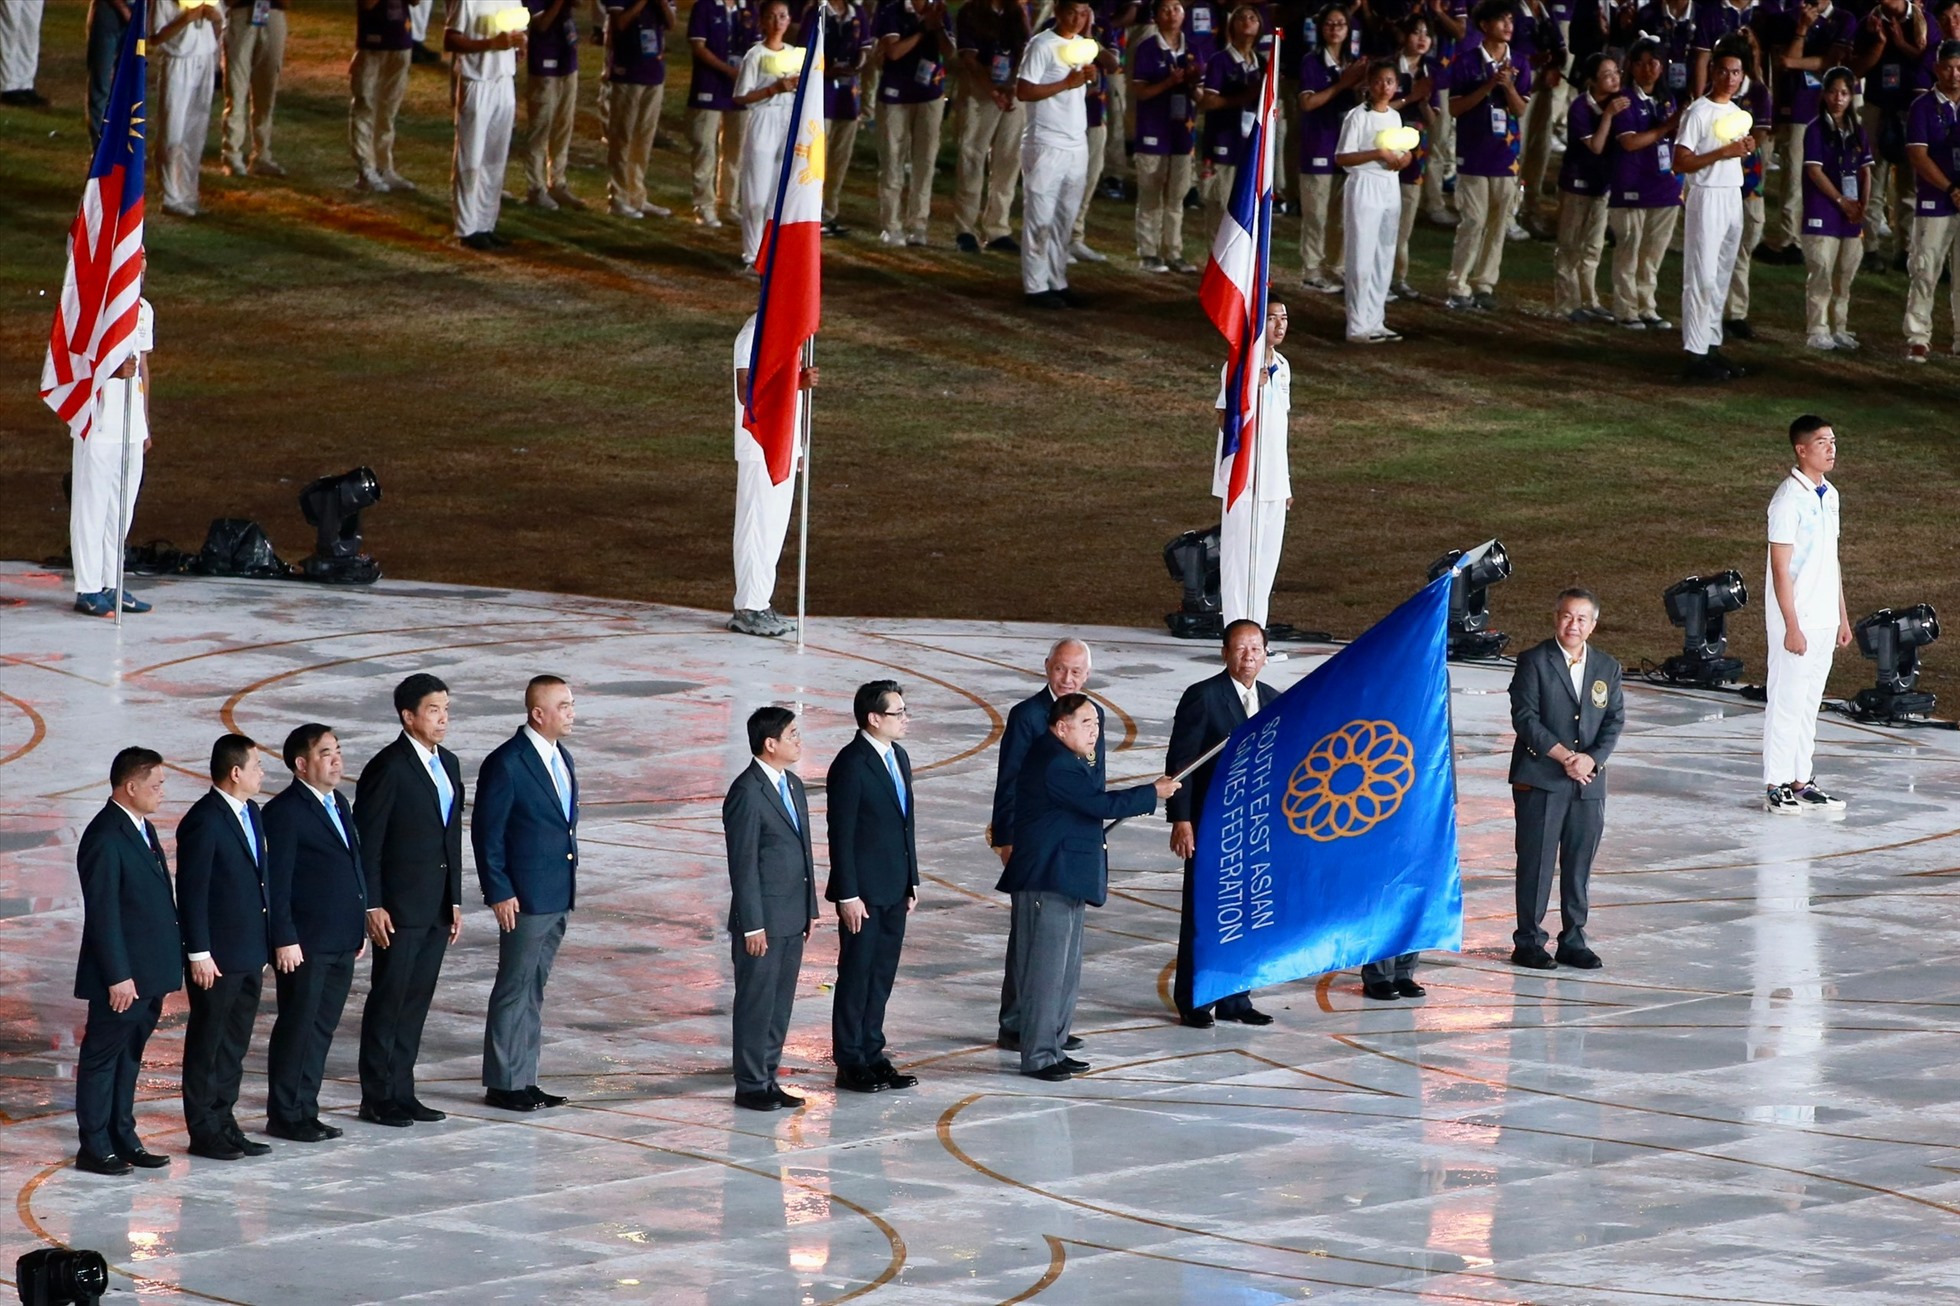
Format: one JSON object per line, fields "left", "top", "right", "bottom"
{"left": 738, "top": 111, "right": 793, "bottom": 264}
{"left": 156, "top": 52, "right": 217, "bottom": 212}
{"left": 222, "top": 7, "right": 285, "bottom": 167}
{"left": 452, "top": 75, "right": 516, "bottom": 236}
{"left": 1342, "top": 173, "right": 1398, "bottom": 339}
{"left": 1800, "top": 233, "right": 1861, "bottom": 337}
{"left": 1021, "top": 142, "right": 1087, "bottom": 293}
{"left": 70, "top": 391, "right": 147, "bottom": 597}
{"left": 876, "top": 100, "right": 940, "bottom": 238}
{"left": 953, "top": 91, "right": 1024, "bottom": 242}
{"left": 1904, "top": 214, "right": 1960, "bottom": 348}
{"left": 1073, "top": 122, "right": 1105, "bottom": 242}
{"left": 1551, "top": 191, "right": 1609, "bottom": 314}
{"left": 0, "top": 0, "right": 44, "bottom": 93}
{"left": 350, "top": 48, "right": 412, "bottom": 178}
{"left": 733, "top": 459, "right": 797, "bottom": 611}
{"left": 1681, "top": 185, "right": 1742, "bottom": 354}
{"left": 1762, "top": 626, "right": 1835, "bottom": 786}
{"left": 1219, "top": 493, "right": 1286, "bottom": 629}
{"left": 410, "top": 0, "right": 432, "bottom": 42}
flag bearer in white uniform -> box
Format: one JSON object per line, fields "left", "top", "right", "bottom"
{"left": 1016, "top": 0, "right": 1097, "bottom": 307}
{"left": 733, "top": 0, "right": 803, "bottom": 270}
{"left": 1212, "top": 301, "right": 1292, "bottom": 629}
{"left": 73, "top": 296, "right": 155, "bottom": 618}
{"left": 730, "top": 314, "right": 818, "bottom": 637}
{"left": 1335, "top": 60, "right": 1413, "bottom": 343}
{"left": 445, "top": 0, "right": 526, "bottom": 250}
{"left": 153, "top": 0, "right": 225, "bottom": 218}
{"left": 1762, "top": 414, "right": 1851, "bottom": 814}
{"left": 1672, "top": 40, "right": 1753, "bottom": 382}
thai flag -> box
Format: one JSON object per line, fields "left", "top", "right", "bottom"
{"left": 743, "top": 20, "right": 826, "bottom": 487}
{"left": 40, "top": 0, "right": 147, "bottom": 444}
{"left": 1197, "top": 35, "right": 1278, "bottom": 510}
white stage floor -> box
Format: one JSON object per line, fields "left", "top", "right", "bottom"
{"left": 4, "top": 562, "right": 1960, "bottom": 1305}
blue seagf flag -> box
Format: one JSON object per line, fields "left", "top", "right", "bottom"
{"left": 1189, "top": 573, "right": 1462, "bottom": 1008}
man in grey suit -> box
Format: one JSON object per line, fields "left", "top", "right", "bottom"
{"left": 1508, "top": 587, "right": 1627, "bottom": 971}
{"left": 724, "top": 705, "right": 820, "bottom": 1112}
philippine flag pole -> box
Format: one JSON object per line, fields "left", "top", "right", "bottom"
{"left": 743, "top": 19, "right": 826, "bottom": 653}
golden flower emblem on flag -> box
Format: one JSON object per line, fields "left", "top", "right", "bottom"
{"left": 1283, "top": 720, "right": 1416, "bottom": 842}
{"left": 795, "top": 118, "right": 825, "bottom": 186}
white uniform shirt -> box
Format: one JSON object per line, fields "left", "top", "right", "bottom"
{"left": 1211, "top": 352, "right": 1292, "bottom": 501}
{"left": 734, "top": 43, "right": 800, "bottom": 131}
{"left": 153, "top": 0, "right": 224, "bottom": 58}
{"left": 1019, "top": 30, "right": 1088, "bottom": 151}
{"left": 1766, "top": 469, "right": 1841, "bottom": 632}
{"left": 731, "top": 314, "right": 808, "bottom": 463}
{"left": 1563, "top": 643, "right": 1588, "bottom": 701}
{"left": 1337, "top": 103, "right": 1404, "bottom": 182}
{"left": 1676, "top": 94, "right": 1745, "bottom": 189}
{"left": 446, "top": 0, "right": 519, "bottom": 80}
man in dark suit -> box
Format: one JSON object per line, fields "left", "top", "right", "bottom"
{"left": 1166, "top": 620, "right": 1278, "bottom": 1027}
{"left": 988, "top": 637, "right": 1102, "bottom": 1051}
{"left": 354, "top": 672, "right": 465, "bottom": 1127}
{"left": 264, "top": 723, "right": 367, "bottom": 1143}
{"left": 1508, "top": 587, "right": 1626, "bottom": 971}
{"left": 826, "top": 679, "right": 921, "bottom": 1094}
{"left": 999, "top": 695, "right": 1178, "bottom": 1081}
{"left": 473, "top": 675, "right": 579, "bottom": 1112}
{"left": 176, "top": 733, "right": 274, "bottom": 1160}
{"left": 724, "top": 705, "right": 820, "bottom": 1112}
{"left": 72, "top": 747, "right": 181, "bottom": 1174}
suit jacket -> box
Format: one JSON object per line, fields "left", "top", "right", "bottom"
{"left": 996, "top": 732, "right": 1158, "bottom": 907}
{"left": 353, "top": 733, "right": 466, "bottom": 927}
{"left": 1508, "top": 639, "right": 1627, "bottom": 802}
{"left": 1165, "top": 671, "right": 1280, "bottom": 826}
{"left": 990, "top": 688, "right": 1105, "bottom": 847}
{"left": 264, "top": 780, "right": 369, "bottom": 954}
{"left": 74, "top": 802, "right": 183, "bottom": 1003}
{"left": 824, "top": 733, "right": 919, "bottom": 907}
{"left": 472, "top": 729, "right": 579, "bottom": 915}
{"left": 175, "top": 788, "right": 271, "bottom": 975}
{"left": 723, "top": 760, "right": 819, "bottom": 936}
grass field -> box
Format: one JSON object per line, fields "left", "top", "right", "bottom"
{"left": 3, "top": 0, "right": 1957, "bottom": 712}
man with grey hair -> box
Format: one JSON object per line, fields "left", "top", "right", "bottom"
{"left": 989, "top": 637, "right": 1103, "bottom": 1051}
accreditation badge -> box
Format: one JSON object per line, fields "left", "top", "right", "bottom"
{"left": 1590, "top": 680, "right": 1608, "bottom": 709}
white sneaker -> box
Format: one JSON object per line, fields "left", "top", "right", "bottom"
{"left": 878, "top": 229, "right": 904, "bottom": 245}
{"left": 1426, "top": 207, "right": 1458, "bottom": 227}
{"left": 381, "top": 172, "right": 416, "bottom": 193}
{"left": 1139, "top": 255, "right": 1169, "bottom": 272}
{"left": 357, "top": 169, "right": 390, "bottom": 193}
{"left": 1764, "top": 784, "right": 1801, "bottom": 814}
{"left": 1167, "top": 258, "right": 1198, "bottom": 274}
{"left": 532, "top": 188, "right": 563, "bottom": 211}
{"left": 1805, "top": 332, "right": 1837, "bottom": 351}
{"left": 1868, "top": 213, "right": 1892, "bottom": 240}
{"left": 1832, "top": 331, "right": 1859, "bottom": 351}
{"left": 905, "top": 234, "right": 928, "bottom": 247}
{"left": 696, "top": 207, "right": 724, "bottom": 229}
{"left": 643, "top": 202, "right": 672, "bottom": 218}
{"left": 609, "top": 200, "right": 643, "bottom": 218}
{"left": 1068, "top": 239, "right": 1108, "bottom": 263}
{"left": 1505, "top": 221, "right": 1530, "bottom": 242}
{"left": 161, "top": 201, "right": 198, "bottom": 218}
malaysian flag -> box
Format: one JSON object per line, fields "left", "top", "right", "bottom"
{"left": 40, "top": 0, "right": 148, "bottom": 443}
{"left": 1197, "top": 33, "right": 1278, "bottom": 510}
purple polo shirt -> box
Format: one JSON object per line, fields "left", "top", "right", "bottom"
{"left": 358, "top": 0, "right": 414, "bottom": 51}
{"left": 1691, "top": 0, "right": 1754, "bottom": 52}
{"left": 1450, "top": 43, "right": 1531, "bottom": 176}
{"left": 1186, "top": 1, "right": 1220, "bottom": 61}
{"left": 1560, "top": 92, "right": 1614, "bottom": 193}
{"left": 1774, "top": 4, "right": 1855, "bottom": 124}
{"left": 1634, "top": 2, "right": 1698, "bottom": 96}
{"left": 607, "top": 0, "right": 667, "bottom": 84}
{"left": 1133, "top": 31, "right": 1198, "bottom": 154}
{"left": 1906, "top": 89, "right": 1960, "bottom": 215}
{"left": 1609, "top": 89, "right": 1681, "bottom": 207}
{"left": 954, "top": 1, "right": 1028, "bottom": 89}
{"left": 1200, "top": 46, "right": 1263, "bottom": 165}
{"left": 688, "top": 0, "right": 752, "bottom": 109}
{"left": 876, "top": 1, "right": 946, "bottom": 104}
{"left": 1297, "top": 49, "right": 1353, "bottom": 174}
{"left": 803, "top": 1, "right": 873, "bottom": 119}
{"left": 1801, "top": 116, "right": 1871, "bottom": 236}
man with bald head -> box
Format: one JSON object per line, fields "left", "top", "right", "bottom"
{"left": 989, "top": 637, "right": 1105, "bottom": 1051}
{"left": 472, "top": 675, "right": 580, "bottom": 1111}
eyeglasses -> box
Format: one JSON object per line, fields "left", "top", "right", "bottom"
{"left": 874, "top": 707, "right": 911, "bottom": 718}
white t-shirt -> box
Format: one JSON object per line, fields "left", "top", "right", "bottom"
{"left": 1676, "top": 94, "right": 1745, "bottom": 189}
{"left": 1765, "top": 469, "right": 1841, "bottom": 632}
{"left": 1337, "top": 104, "right": 1404, "bottom": 181}
{"left": 731, "top": 314, "right": 807, "bottom": 463}
{"left": 1211, "top": 352, "right": 1291, "bottom": 502}
{"left": 446, "top": 0, "right": 519, "bottom": 81}
{"left": 1018, "top": 30, "right": 1088, "bottom": 153}
{"left": 735, "top": 43, "right": 801, "bottom": 133}
{"left": 153, "top": 0, "right": 224, "bottom": 59}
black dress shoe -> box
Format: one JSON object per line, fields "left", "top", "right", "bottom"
{"left": 1059, "top": 1057, "right": 1090, "bottom": 1073}
{"left": 461, "top": 232, "right": 498, "bottom": 251}
{"left": 836, "top": 1065, "right": 891, "bottom": 1094}
{"left": 734, "top": 1089, "right": 780, "bottom": 1111}
{"left": 1361, "top": 981, "right": 1401, "bottom": 1001}
{"left": 485, "top": 1087, "right": 543, "bottom": 1112}
{"left": 872, "top": 1061, "right": 919, "bottom": 1090}
{"left": 266, "top": 1119, "right": 332, "bottom": 1143}
{"left": 226, "top": 1129, "right": 272, "bottom": 1157}
{"left": 1723, "top": 317, "right": 1756, "bottom": 340}
{"left": 76, "top": 1151, "right": 132, "bottom": 1176}
{"left": 985, "top": 235, "right": 1021, "bottom": 253}
{"left": 1062, "top": 1036, "right": 1083, "bottom": 1051}
{"left": 1555, "top": 945, "right": 1604, "bottom": 970}
{"left": 1509, "top": 945, "right": 1558, "bottom": 970}
{"left": 1709, "top": 346, "right": 1748, "bottom": 378}
{"left": 996, "top": 1032, "right": 1022, "bottom": 1051}
{"left": 358, "top": 1101, "right": 413, "bottom": 1127}
{"left": 1179, "top": 1010, "right": 1216, "bottom": 1028}
{"left": 527, "top": 1086, "right": 569, "bottom": 1108}
{"left": 308, "top": 1118, "right": 345, "bottom": 1139}
{"left": 1024, "top": 290, "right": 1066, "bottom": 309}
{"left": 1023, "top": 1062, "right": 1072, "bottom": 1082}
{"left": 402, "top": 1099, "right": 446, "bottom": 1122}
{"left": 1056, "top": 288, "right": 1088, "bottom": 309}
{"left": 1219, "top": 1007, "right": 1274, "bottom": 1026}
{"left": 1393, "top": 979, "right": 1426, "bottom": 998}
{"left": 771, "top": 1086, "right": 806, "bottom": 1109}
{"left": 190, "top": 1136, "right": 246, "bottom": 1161}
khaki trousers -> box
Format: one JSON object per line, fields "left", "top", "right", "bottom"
{"left": 1201, "top": 161, "right": 1237, "bottom": 244}
{"left": 1422, "top": 110, "right": 1455, "bottom": 213}
{"left": 1395, "top": 181, "right": 1419, "bottom": 278}
{"left": 1102, "top": 70, "right": 1129, "bottom": 178}
{"left": 953, "top": 90, "right": 1024, "bottom": 242}
{"left": 823, "top": 114, "right": 859, "bottom": 222}
{"left": 1517, "top": 83, "right": 1558, "bottom": 222}
{"left": 1073, "top": 121, "right": 1105, "bottom": 242}
{"left": 349, "top": 48, "right": 411, "bottom": 177}
{"left": 525, "top": 71, "right": 579, "bottom": 195}
{"left": 1768, "top": 120, "right": 1804, "bottom": 250}
{"left": 1134, "top": 150, "right": 1194, "bottom": 260}
{"left": 1800, "top": 234, "right": 1861, "bottom": 336}
{"left": 1725, "top": 191, "right": 1764, "bottom": 320}
{"left": 156, "top": 51, "right": 216, "bottom": 211}
{"left": 1551, "top": 191, "right": 1609, "bottom": 313}
{"left": 878, "top": 99, "right": 942, "bottom": 238}
{"left": 1859, "top": 102, "right": 1891, "bottom": 226}
{"left": 688, "top": 107, "right": 744, "bottom": 215}
{"left": 1296, "top": 171, "right": 1341, "bottom": 279}
{"left": 606, "top": 81, "right": 665, "bottom": 208}
{"left": 1447, "top": 173, "right": 1511, "bottom": 296}
{"left": 222, "top": 7, "right": 285, "bottom": 166}
{"left": 1609, "top": 204, "right": 1678, "bottom": 321}
{"left": 1904, "top": 214, "right": 1960, "bottom": 348}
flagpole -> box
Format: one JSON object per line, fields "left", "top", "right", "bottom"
{"left": 794, "top": 336, "right": 813, "bottom": 655}
{"left": 1104, "top": 732, "right": 1234, "bottom": 835}
{"left": 113, "top": 377, "right": 135, "bottom": 629}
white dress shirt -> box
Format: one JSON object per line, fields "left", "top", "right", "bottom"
{"left": 187, "top": 787, "right": 255, "bottom": 963}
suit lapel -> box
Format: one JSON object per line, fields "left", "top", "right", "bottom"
{"left": 1550, "top": 643, "right": 1582, "bottom": 708}
{"left": 115, "top": 807, "right": 168, "bottom": 882}
{"left": 515, "top": 732, "right": 566, "bottom": 821}
{"left": 216, "top": 793, "right": 258, "bottom": 865}
{"left": 861, "top": 739, "right": 906, "bottom": 816}
{"left": 1220, "top": 673, "right": 1248, "bottom": 724}
{"left": 752, "top": 762, "right": 800, "bottom": 835}
{"left": 401, "top": 736, "right": 446, "bottom": 824}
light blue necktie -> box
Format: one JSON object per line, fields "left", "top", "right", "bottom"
{"left": 323, "top": 791, "right": 349, "bottom": 845}
{"left": 777, "top": 773, "right": 799, "bottom": 831}
{"left": 236, "top": 802, "right": 258, "bottom": 863}
{"left": 429, "top": 752, "right": 454, "bottom": 823}
{"left": 551, "top": 751, "right": 572, "bottom": 823}
{"left": 884, "top": 748, "right": 907, "bottom": 815}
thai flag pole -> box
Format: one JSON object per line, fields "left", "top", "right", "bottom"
{"left": 795, "top": 333, "right": 813, "bottom": 655}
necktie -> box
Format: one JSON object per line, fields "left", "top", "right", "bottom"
{"left": 243, "top": 803, "right": 262, "bottom": 864}
{"left": 145, "top": 822, "right": 167, "bottom": 871}
{"left": 429, "top": 752, "right": 454, "bottom": 823}
{"left": 551, "top": 751, "right": 572, "bottom": 823}
{"left": 884, "top": 748, "right": 907, "bottom": 815}
{"left": 323, "top": 792, "right": 349, "bottom": 845}
{"left": 778, "top": 773, "right": 799, "bottom": 831}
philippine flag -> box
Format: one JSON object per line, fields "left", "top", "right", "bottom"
{"left": 742, "top": 22, "right": 826, "bottom": 487}
{"left": 1196, "top": 35, "right": 1278, "bottom": 510}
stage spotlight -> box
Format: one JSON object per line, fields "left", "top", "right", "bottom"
{"left": 16, "top": 1248, "right": 109, "bottom": 1306}
{"left": 1660, "top": 570, "right": 1748, "bottom": 686}
{"left": 1162, "top": 526, "right": 1223, "bottom": 641}
{"left": 1427, "top": 539, "right": 1511, "bottom": 660}
{"left": 1851, "top": 604, "right": 1940, "bottom": 720}
{"left": 298, "top": 466, "right": 383, "bottom": 584}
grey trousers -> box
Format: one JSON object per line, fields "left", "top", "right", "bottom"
{"left": 730, "top": 929, "right": 804, "bottom": 1093}
{"left": 482, "top": 909, "right": 567, "bottom": 1090}
{"left": 1011, "top": 890, "right": 1084, "bottom": 1073}
{"left": 1362, "top": 953, "right": 1418, "bottom": 984}
{"left": 997, "top": 898, "right": 1022, "bottom": 1037}
{"left": 1513, "top": 783, "right": 1604, "bottom": 950}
